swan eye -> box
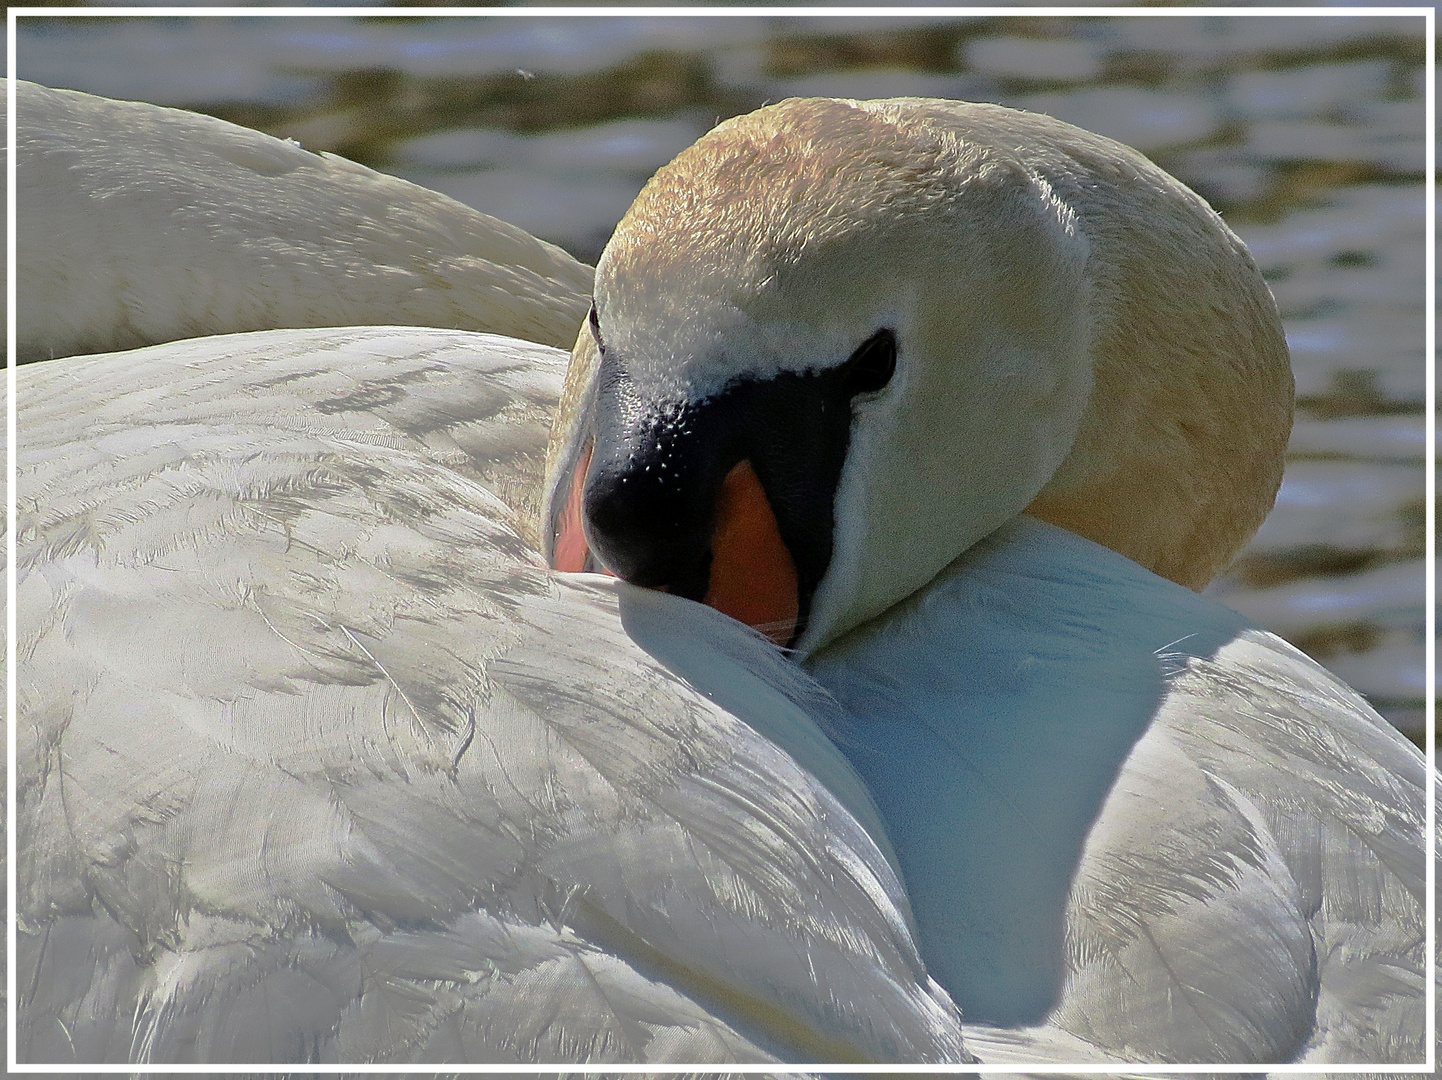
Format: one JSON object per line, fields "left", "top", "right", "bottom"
{"left": 843, "top": 328, "right": 897, "bottom": 396}
{"left": 588, "top": 302, "right": 604, "bottom": 349}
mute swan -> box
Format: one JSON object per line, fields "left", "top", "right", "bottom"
{"left": 14, "top": 83, "right": 1430, "bottom": 1066}
{"left": 547, "top": 97, "right": 1432, "bottom": 1063}
{"left": 15, "top": 80, "right": 593, "bottom": 363}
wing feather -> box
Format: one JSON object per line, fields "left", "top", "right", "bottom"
{"left": 17, "top": 329, "right": 966, "bottom": 1066}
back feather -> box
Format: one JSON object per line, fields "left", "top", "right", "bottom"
{"left": 15, "top": 80, "right": 594, "bottom": 363}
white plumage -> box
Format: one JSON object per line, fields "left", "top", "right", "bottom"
{"left": 13, "top": 80, "right": 1434, "bottom": 1069}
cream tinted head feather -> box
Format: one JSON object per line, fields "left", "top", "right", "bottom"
{"left": 544, "top": 98, "right": 1291, "bottom": 654}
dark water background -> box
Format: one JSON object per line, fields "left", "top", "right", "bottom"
{"left": 16, "top": 11, "right": 1431, "bottom": 742}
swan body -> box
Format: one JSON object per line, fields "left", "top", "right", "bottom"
{"left": 16, "top": 326, "right": 965, "bottom": 1065}
{"left": 14, "top": 83, "right": 1431, "bottom": 1067}
{"left": 15, "top": 80, "right": 593, "bottom": 363}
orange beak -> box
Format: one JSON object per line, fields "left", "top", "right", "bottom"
{"left": 703, "top": 461, "right": 799, "bottom": 647}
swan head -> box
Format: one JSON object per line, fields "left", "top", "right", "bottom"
{"left": 543, "top": 98, "right": 1292, "bottom": 657}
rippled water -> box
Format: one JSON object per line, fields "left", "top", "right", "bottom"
{"left": 15, "top": 12, "right": 1431, "bottom": 742}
